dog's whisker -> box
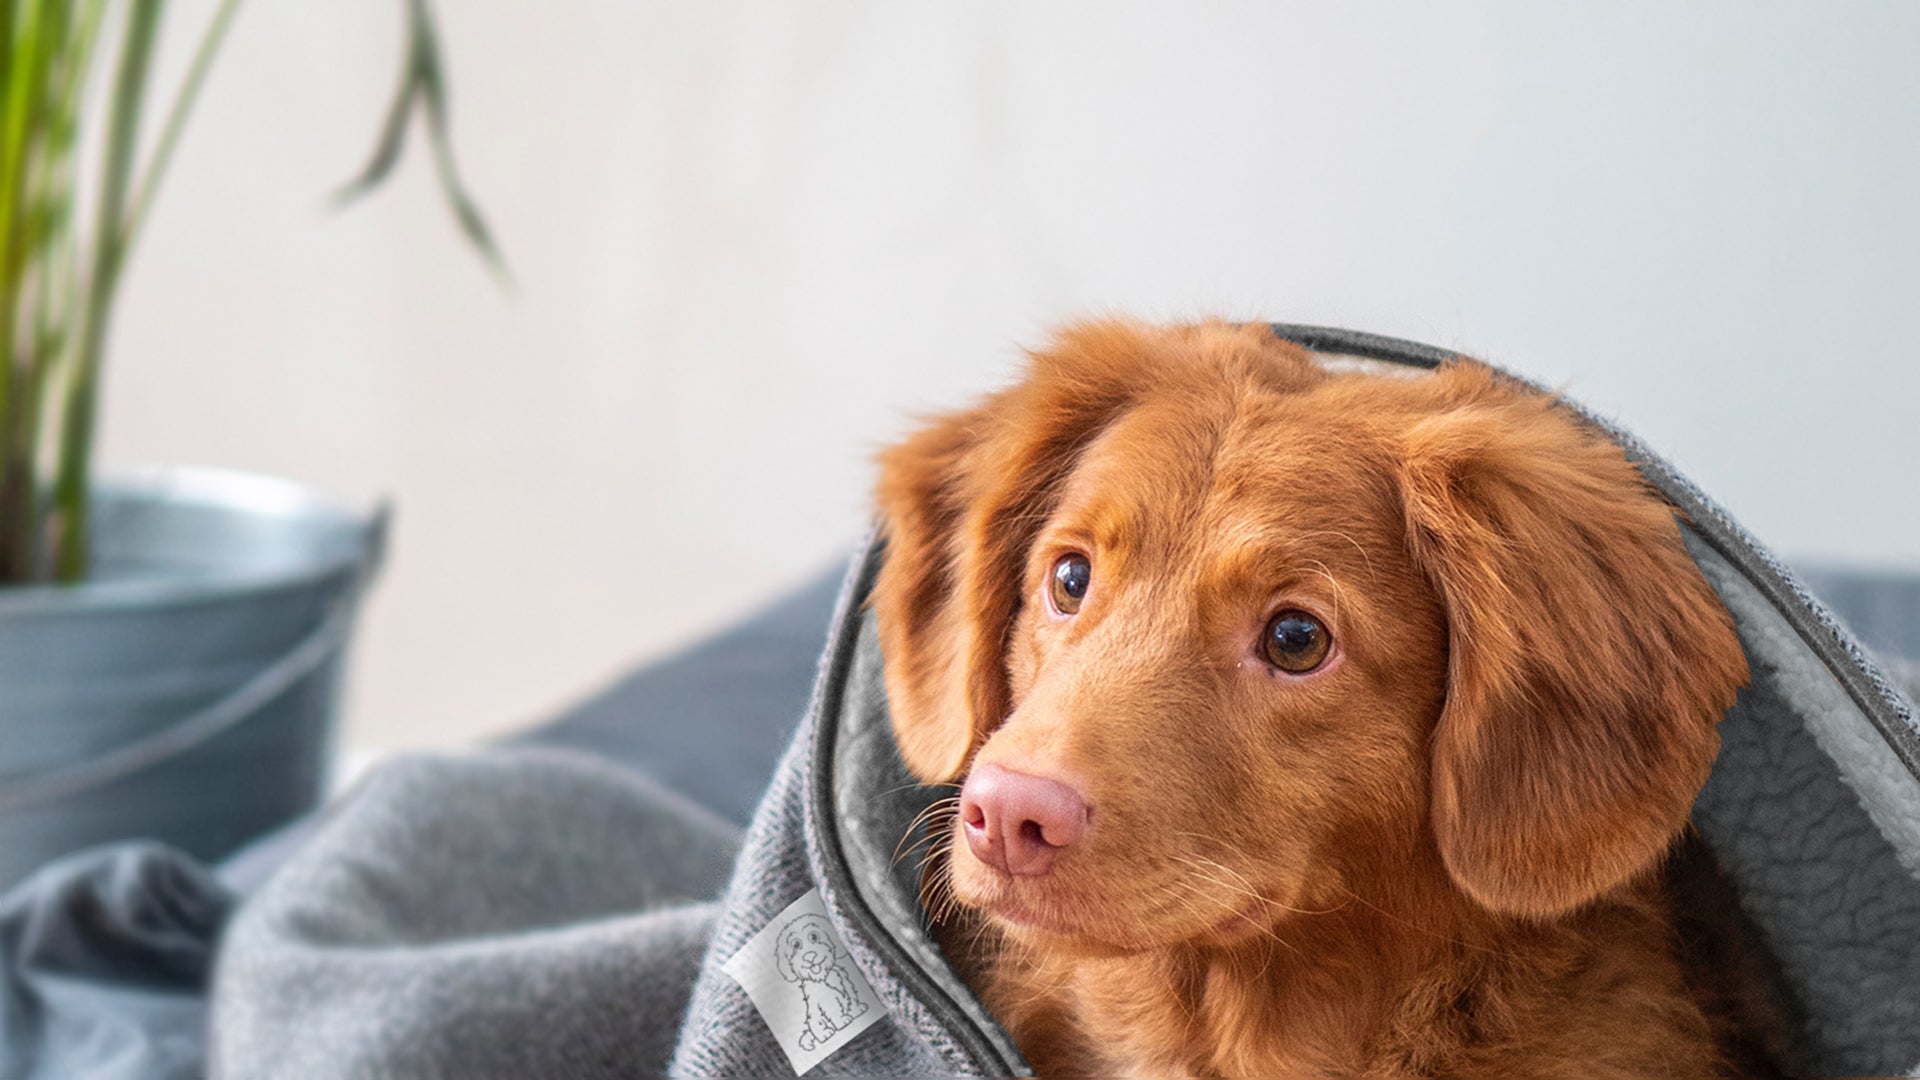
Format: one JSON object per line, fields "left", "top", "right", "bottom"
{"left": 1171, "top": 853, "right": 1334, "bottom": 919}
{"left": 1301, "top": 560, "right": 1349, "bottom": 624}
{"left": 1173, "top": 828, "right": 1228, "bottom": 847}
{"left": 924, "top": 847, "right": 967, "bottom": 927}
{"left": 1175, "top": 863, "right": 1275, "bottom": 919}
{"left": 893, "top": 796, "right": 961, "bottom": 865}
{"left": 896, "top": 807, "right": 957, "bottom": 853}
{"left": 894, "top": 831, "right": 937, "bottom": 865}
{"left": 913, "top": 837, "right": 954, "bottom": 876}
{"left": 876, "top": 779, "right": 963, "bottom": 800}
{"left": 900, "top": 793, "right": 961, "bottom": 833}
{"left": 893, "top": 821, "right": 947, "bottom": 864}
{"left": 1183, "top": 852, "right": 1353, "bottom": 917}
{"left": 1292, "top": 528, "right": 1378, "bottom": 583}
{"left": 1166, "top": 873, "right": 1302, "bottom": 959}
{"left": 1181, "top": 855, "right": 1268, "bottom": 906}
{"left": 920, "top": 835, "right": 954, "bottom": 877}
{"left": 913, "top": 833, "right": 958, "bottom": 916}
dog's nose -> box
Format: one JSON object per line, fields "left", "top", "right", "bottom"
{"left": 958, "top": 763, "right": 1089, "bottom": 876}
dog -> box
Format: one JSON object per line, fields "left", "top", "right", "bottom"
{"left": 871, "top": 320, "right": 1753, "bottom": 1077}
{"left": 775, "top": 913, "right": 870, "bottom": 1052}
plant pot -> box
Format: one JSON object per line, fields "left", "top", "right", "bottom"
{"left": 0, "top": 467, "right": 386, "bottom": 891}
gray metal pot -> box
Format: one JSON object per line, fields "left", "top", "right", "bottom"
{"left": 0, "top": 468, "right": 386, "bottom": 890}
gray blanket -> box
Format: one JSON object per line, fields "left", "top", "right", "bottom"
{"left": 199, "top": 533, "right": 1920, "bottom": 1078}
{"left": 213, "top": 546, "right": 1019, "bottom": 1078}
{"left": 0, "top": 567, "right": 842, "bottom": 1080}
{"left": 6, "top": 326, "right": 1920, "bottom": 1078}
{"left": 214, "top": 748, "right": 740, "bottom": 1078}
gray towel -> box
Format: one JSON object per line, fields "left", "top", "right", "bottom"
{"left": 200, "top": 535, "right": 1920, "bottom": 1078}
{"left": 0, "top": 843, "right": 231, "bottom": 1080}
{"left": 211, "top": 747, "right": 741, "bottom": 1079}
{"left": 26, "top": 327, "right": 1920, "bottom": 1078}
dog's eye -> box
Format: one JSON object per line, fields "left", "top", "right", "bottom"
{"left": 1262, "top": 610, "right": 1331, "bottom": 673}
{"left": 1048, "top": 553, "right": 1091, "bottom": 614}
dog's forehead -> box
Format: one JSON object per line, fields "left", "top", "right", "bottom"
{"left": 1065, "top": 398, "right": 1215, "bottom": 497}
{"left": 1058, "top": 382, "right": 1399, "bottom": 551}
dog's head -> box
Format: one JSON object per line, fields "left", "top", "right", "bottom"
{"left": 776, "top": 914, "right": 845, "bottom": 984}
{"left": 873, "top": 320, "right": 1747, "bottom": 949}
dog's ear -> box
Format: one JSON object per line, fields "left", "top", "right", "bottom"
{"left": 776, "top": 937, "right": 797, "bottom": 983}
{"left": 1400, "top": 364, "right": 1748, "bottom": 919}
{"left": 871, "top": 321, "right": 1202, "bottom": 782}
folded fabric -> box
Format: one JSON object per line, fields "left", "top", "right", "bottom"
{"left": 11, "top": 327, "right": 1920, "bottom": 1078}
{"left": 0, "top": 563, "right": 841, "bottom": 1080}
{"left": 203, "top": 525, "right": 1920, "bottom": 1077}
{"left": 211, "top": 747, "right": 741, "bottom": 1079}
{"left": 0, "top": 844, "right": 231, "bottom": 1080}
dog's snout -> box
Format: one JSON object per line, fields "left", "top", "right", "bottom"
{"left": 959, "top": 763, "right": 1090, "bottom": 877}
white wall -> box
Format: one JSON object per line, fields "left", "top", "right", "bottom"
{"left": 103, "top": 1, "right": 1920, "bottom": 751}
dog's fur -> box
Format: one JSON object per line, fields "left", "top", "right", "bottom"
{"left": 872, "top": 320, "right": 1753, "bottom": 1077}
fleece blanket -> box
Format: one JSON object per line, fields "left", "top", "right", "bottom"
{"left": 210, "top": 322, "right": 1920, "bottom": 1068}
{"left": 5, "top": 326, "right": 1918, "bottom": 1078}
{"left": 0, "top": 565, "right": 845, "bottom": 1080}
{"left": 205, "top": 539, "right": 1920, "bottom": 1078}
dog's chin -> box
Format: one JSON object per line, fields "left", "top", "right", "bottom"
{"left": 949, "top": 863, "right": 1118, "bottom": 948}
{"left": 949, "top": 858, "right": 1233, "bottom": 953}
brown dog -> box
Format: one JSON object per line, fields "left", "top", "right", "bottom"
{"left": 871, "top": 320, "right": 1751, "bottom": 1077}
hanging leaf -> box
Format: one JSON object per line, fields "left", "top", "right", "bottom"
{"left": 334, "top": 0, "right": 508, "bottom": 284}
{"left": 4, "top": 0, "right": 503, "bottom": 583}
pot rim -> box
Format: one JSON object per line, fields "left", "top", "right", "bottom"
{"left": 0, "top": 465, "right": 385, "bottom": 617}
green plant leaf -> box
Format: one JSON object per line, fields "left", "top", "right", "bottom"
{"left": 120, "top": 0, "right": 241, "bottom": 251}
{"left": 51, "top": 0, "right": 164, "bottom": 583}
{"left": 334, "top": 0, "right": 507, "bottom": 284}
{"left": 0, "top": 0, "right": 69, "bottom": 580}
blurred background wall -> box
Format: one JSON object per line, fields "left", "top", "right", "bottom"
{"left": 102, "top": 1, "right": 1920, "bottom": 753}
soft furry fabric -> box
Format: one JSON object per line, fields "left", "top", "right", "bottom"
{"left": 212, "top": 748, "right": 740, "bottom": 1078}
{"left": 1690, "top": 538, "right": 1920, "bottom": 1074}
{"left": 11, "top": 497, "right": 1915, "bottom": 1078}
{"left": 36, "top": 320, "right": 1902, "bottom": 1078}
{"left": 0, "top": 844, "right": 231, "bottom": 1080}
{"left": 178, "top": 532, "right": 1918, "bottom": 1078}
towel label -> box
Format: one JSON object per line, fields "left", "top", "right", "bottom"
{"left": 722, "top": 889, "right": 885, "bottom": 1073}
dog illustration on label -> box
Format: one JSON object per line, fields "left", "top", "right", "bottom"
{"left": 775, "top": 913, "right": 870, "bottom": 1051}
